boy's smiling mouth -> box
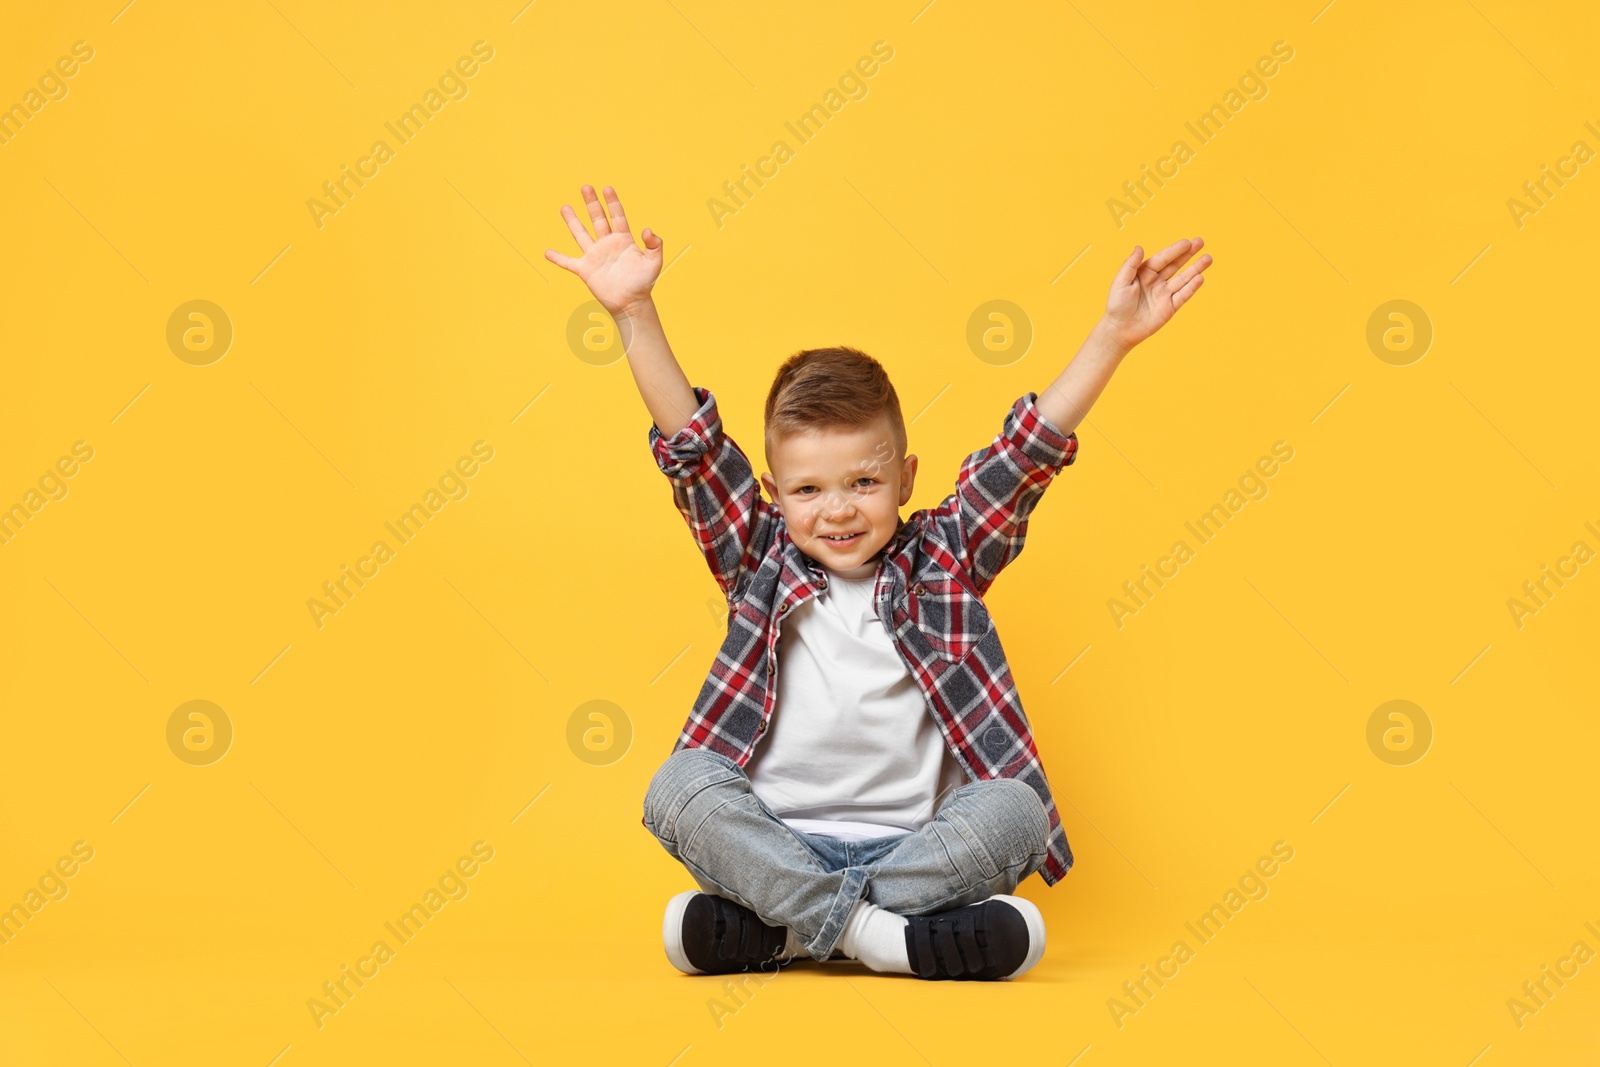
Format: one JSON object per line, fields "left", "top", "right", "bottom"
{"left": 819, "top": 532, "right": 864, "bottom": 546}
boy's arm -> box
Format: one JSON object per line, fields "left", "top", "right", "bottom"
{"left": 616, "top": 298, "right": 697, "bottom": 438}
{"left": 932, "top": 238, "right": 1214, "bottom": 595}
{"left": 647, "top": 386, "right": 775, "bottom": 600}
{"left": 928, "top": 392, "right": 1078, "bottom": 598}
{"left": 1034, "top": 238, "right": 1211, "bottom": 434}
{"left": 546, "top": 184, "right": 768, "bottom": 597}
{"left": 544, "top": 184, "right": 697, "bottom": 435}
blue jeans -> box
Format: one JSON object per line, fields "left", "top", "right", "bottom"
{"left": 643, "top": 747, "right": 1051, "bottom": 962}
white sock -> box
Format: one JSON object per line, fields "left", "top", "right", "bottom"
{"left": 836, "top": 900, "right": 913, "bottom": 974}
{"left": 778, "top": 925, "right": 807, "bottom": 960}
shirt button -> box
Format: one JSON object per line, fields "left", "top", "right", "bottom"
{"left": 756, "top": 720, "right": 767, "bottom": 733}
{"left": 778, "top": 603, "right": 789, "bottom": 614}
{"left": 914, "top": 583, "right": 927, "bottom": 596}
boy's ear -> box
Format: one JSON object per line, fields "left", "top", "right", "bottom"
{"left": 898, "top": 454, "right": 917, "bottom": 506}
{"left": 760, "top": 471, "right": 780, "bottom": 503}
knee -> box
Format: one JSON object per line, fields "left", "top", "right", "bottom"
{"left": 971, "top": 777, "right": 1051, "bottom": 869}
{"left": 642, "top": 747, "right": 744, "bottom": 842}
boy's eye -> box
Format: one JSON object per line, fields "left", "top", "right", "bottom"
{"left": 792, "top": 479, "right": 872, "bottom": 495}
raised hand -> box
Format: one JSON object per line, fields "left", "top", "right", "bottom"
{"left": 1102, "top": 238, "right": 1213, "bottom": 348}
{"left": 544, "top": 185, "right": 663, "bottom": 316}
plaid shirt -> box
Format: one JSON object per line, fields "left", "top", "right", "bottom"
{"left": 646, "top": 385, "right": 1080, "bottom": 886}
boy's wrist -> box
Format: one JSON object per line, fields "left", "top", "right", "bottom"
{"left": 1090, "top": 316, "right": 1138, "bottom": 360}
{"left": 616, "top": 295, "right": 658, "bottom": 322}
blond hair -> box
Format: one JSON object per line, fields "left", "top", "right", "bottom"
{"left": 763, "top": 346, "right": 906, "bottom": 469}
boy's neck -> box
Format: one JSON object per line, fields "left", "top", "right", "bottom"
{"left": 825, "top": 561, "right": 878, "bottom": 581}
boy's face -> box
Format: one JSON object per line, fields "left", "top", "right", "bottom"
{"left": 760, "top": 415, "right": 916, "bottom": 575}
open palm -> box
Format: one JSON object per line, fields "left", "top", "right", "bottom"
{"left": 1104, "top": 238, "right": 1212, "bottom": 347}
{"left": 544, "top": 185, "right": 663, "bottom": 316}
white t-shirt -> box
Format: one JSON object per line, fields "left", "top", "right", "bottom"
{"left": 744, "top": 564, "right": 969, "bottom": 841}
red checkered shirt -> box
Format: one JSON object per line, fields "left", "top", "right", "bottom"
{"left": 647, "top": 385, "right": 1080, "bottom": 886}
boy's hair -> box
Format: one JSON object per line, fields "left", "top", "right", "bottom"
{"left": 763, "top": 346, "right": 907, "bottom": 472}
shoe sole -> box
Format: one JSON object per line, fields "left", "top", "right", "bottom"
{"left": 662, "top": 890, "right": 705, "bottom": 975}
{"left": 988, "top": 894, "right": 1046, "bottom": 980}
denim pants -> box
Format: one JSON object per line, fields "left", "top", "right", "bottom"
{"left": 643, "top": 746, "right": 1052, "bottom": 962}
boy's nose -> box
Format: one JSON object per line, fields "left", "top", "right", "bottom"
{"left": 819, "top": 493, "right": 855, "bottom": 517}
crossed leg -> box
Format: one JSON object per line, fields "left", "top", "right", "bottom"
{"left": 642, "top": 747, "right": 1051, "bottom": 961}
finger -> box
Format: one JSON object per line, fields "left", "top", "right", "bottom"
{"left": 1142, "top": 238, "right": 1194, "bottom": 276}
{"left": 641, "top": 226, "right": 664, "bottom": 255}
{"left": 544, "top": 248, "right": 582, "bottom": 272}
{"left": 581, "top": 184, "right": 612, "bottom": 237}
{"left": 559, "top": 204, "right": 594, "bottom": 250}
{"left": 1167, "top": 253, "right": 1214, "bottom": 291}
{"left": 1112, "top": 245, "right": 1143, "bottom": 288}
{"left": 1154, "top": 237, "right": 1205, "bottom": 282}
{"left": 1170, "top": 271, "right": 1205, "bottom": 309}
{"left": 1142, "top": 238, "right": 1192, "bottom": 274}
{"left": 1155, "top": 247, "right": 1199, "bottom": 283}
{"left": 603, "top": 186, "right": 632, "bottom": 235}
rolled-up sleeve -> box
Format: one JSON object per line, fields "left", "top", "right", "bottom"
{"left": 649, "top": 386, "right": 722, "bottom": 478}
{"left": 1005, "top": 391, "right": 1079, "bottom": 471}
{"left": 928, "top": 392, "right": 1079, "bottom": 596}
{"left": 648, "top": 387, "right": 774, "bottom": 599}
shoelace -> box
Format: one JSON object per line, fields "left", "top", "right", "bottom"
{"left": 908, "top": 909, "right": 992, "bottom": 978}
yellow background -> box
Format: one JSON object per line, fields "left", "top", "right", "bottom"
{"left": 2, "top": 1, "right": 1597, "bottom": 1064}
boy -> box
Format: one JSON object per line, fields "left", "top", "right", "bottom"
{"left": 546, "top": 184, "right": 1211, "bottom": 981}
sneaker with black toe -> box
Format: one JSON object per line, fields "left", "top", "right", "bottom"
{"left": 662, "top": 891, "right": 794, "bottom": 976}
{"left": 903, "top": 894, "right": 1046, "bottom": 981}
